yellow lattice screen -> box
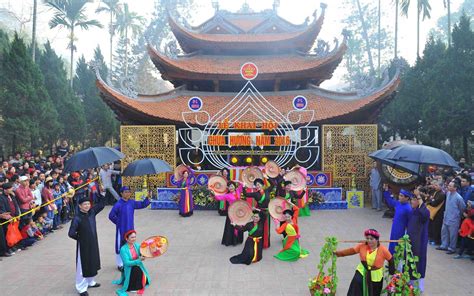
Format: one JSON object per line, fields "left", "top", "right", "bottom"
{"left": 121, "top": 125, "right": 176, "bottom": 192}
{"left": 322, "top": 125, "right": 378, "bottom": 205}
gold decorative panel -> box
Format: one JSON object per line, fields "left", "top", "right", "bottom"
{"left": 322, "top": 125, "right": 378, "bottom": 205}
{"left": 121, "top": 125, "right": 176, "bottom": 192}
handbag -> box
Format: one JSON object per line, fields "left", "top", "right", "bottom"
{"left": 427, "top": 201, "right": 444, "bottom": 220}
{"left": 6, "top": 220, "right": 22, "bottom": 247}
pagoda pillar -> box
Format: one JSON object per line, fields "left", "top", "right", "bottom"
{"left": 213, "top": 80, "right": 220, "bottom": 92}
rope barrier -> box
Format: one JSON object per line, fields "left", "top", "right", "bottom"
{"left": 0, "top": 177, "right": 99, "bottom": 226}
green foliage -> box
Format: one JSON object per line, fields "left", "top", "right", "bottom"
{"left": 0, "top": 33, "right": 61, "bottom": 153}
{"left": 38, "top": 41, "right": 86, "bottom": 143}
{"left": 309, "top": 237, "right": 338, "bottom": 295}
{"left": 430, "top": 0, "right": 474, "bottom": 42}
{"left": 379, "top": 14, "right": 474, "bottom": 161}
{"left": 192, "top": 186, "right": 215, "bottom": 206}
{"left": 73, "top": 48, "right": 119, "bottom": 146}
{"left": 390, "top": 234, "right": 421, "bottom": 295}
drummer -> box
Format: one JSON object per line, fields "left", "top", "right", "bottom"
{"left": 243, "top": 178, "right": 274, "bottom": 249}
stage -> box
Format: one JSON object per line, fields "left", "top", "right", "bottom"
{"left": 0, "top": 208, "right": 469, "bottom": 295}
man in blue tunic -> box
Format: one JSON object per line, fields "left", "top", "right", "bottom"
{"left": 383, "top": 186, "right": 413, "bottom": 254}
{"left": 407, "top": 191, "right": 430, "bottom": 292}
{"left": 109, "top": 186, "right": 150, "bottom": 271}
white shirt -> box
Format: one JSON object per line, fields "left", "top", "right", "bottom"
{"left": 32, "top": 188, "right": 42, "bottom": 206}
{"left": 99, "top": 168, "right": 120, "bottom": 189}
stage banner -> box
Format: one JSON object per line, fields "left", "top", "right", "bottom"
{"left": 151, "top": 188, "right": 180, "bottom": 210}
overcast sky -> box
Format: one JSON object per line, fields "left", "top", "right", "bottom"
{"left": 0, "top": 0, "right": 462, "bottom": 89}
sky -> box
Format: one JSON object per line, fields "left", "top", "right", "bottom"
{"left": 0, "top": 0, "right": 463, "bottom": 90}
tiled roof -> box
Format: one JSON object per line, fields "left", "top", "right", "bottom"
{"left": 169, "top": 12, "right": 324, "bottom": 54}
{"left": 96, "top": 73, "right": 400, "bottom": 125}
{"left": 148, "top": 42, "right": 346, "bottom": 82}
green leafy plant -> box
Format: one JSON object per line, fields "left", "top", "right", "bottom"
{"left": 385, "top": 234, "right": 421, "bottom": 296}
{"left": 309, "top": 237, "right": 338, "bottom": 295}
{"left": 192, "top": 186, "right": 214, "bottom": 206}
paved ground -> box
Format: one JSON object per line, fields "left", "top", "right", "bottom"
{"left": 0, "top": 207, "right": 472, "bottom": 296}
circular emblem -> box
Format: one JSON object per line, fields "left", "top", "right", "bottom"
{"left": 293, "top": 95, "right": 308, "bottom": 110}
{"left": 188, "top": 97, "right": 203, "bottom": 112}
{"left": 170, "top": 175, "right": 179, "bottom": 186}
{"left": 315, "top": 173, "right": 328, "bottom": 186}
{"left": 240, "top": 62, "right": 258, "bottom": 80}
{"left": 306, "top": 174, "right": 315, "bottom": 186}
{"left": 196, "top": 174, "right": 209, "bottom": 186}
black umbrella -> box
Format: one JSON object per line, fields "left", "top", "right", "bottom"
{"left": 385, "top": 144, "right": 459, "bottom": 168}
{"left": 64, "top": 147, "right": 124, "bottom": 172}
{"left": 122, "top": 158, "right": 172, "bottom": 177}
{"left": 369, "top": 149, "right": 421, "bottom": 175}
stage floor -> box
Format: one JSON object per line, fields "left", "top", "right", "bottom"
{"left": 0, "top": 207, "right": 471, "bottom": 295}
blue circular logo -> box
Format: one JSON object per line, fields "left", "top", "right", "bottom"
{"left": 188, "top": 97, "right": 203, "bottom": 112}
{"left": 315, "top": 173, "right": 328, "bottom": 186}
{"left": 196, "top": 174, "right": 209, "bottom": 186}
{"left": 306, "top": 174, "right": 315, "bottom": 186}
{"left": 170, "top": 175, "right": 179, "bottom": 186}
{"left": 292, "top": 95, "right": 308, "bottom": 110}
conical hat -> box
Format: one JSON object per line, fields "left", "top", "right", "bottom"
{"left": 140, "top": 236, "right": 169, "bottom": 258}
{"left": 228, "top": 200, "right": 252, "bottom": 226}
{"left": 283, "top": 169, "right": 307, "bottom": 191}
{"left": 240, "top": 166, "right": 264, "bottom": 188}
{"left": 269, "top": 197, "right": 291, "bottom": 221}
{"left": 208, "top": 175, "right": 228, "bottom": 195}
{"left": 174, "top": 164, "right": 189, "bottom": 180}
{"left": 265, "top": 160, "right": 280, "bottom": 178}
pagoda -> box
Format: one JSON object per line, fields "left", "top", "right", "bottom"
{"left": 96, "top": 2, "right": 400, "bottom": 127}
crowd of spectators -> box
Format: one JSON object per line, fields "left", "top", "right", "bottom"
{"left": 378, "top": 161, "right": 474, "bottom": 261}
{"left": 0, "top": 141, "right": 120, "bottom": 260}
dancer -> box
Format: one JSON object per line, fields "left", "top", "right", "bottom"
{"left": 407, "top": 192, "right": 430, "bottom": 292}
{"left": 217, "top": 168, "right": 231, "bottom": 216}
{"left": 113, "top": 230, "right": 150, "bottom": 296}
{"left": 214, "top": 181, "right": 244, "bottom": 246}
{"left": 273, "top": 201, "right": 309, "bottom": 261}
{"left": 109, "top": 186, "right": 150, "bottom": 271}
{"left": 243, "top": 178, "right": 274, "bottom": 248}
{"left": 293, "top": 165, "right": 311, "bottom": 217}
{"left": 383, "top": 186, "right": 413, "bottom": 254}
{"left": 178, "top": 168, "right": 194, "bottom": 217}
{"left": 335, "top": 229, "right": 395, "bottom": 296}
{"left": 230, "top": 210, "right": 265, "bottom": 265}
{"left": 68, "top": 194, "right": 105, "bottom": 296}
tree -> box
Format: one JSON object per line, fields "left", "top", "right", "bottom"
{"left": 431, "top": 0, "right": 474, "bottom": 44}
{"left": 342, "top": 0, "right": 393, "bottom": 86}
{"left": 400, "top": 0, "right": 432, "bottom": 58}
{"left": 444, "top": 0, "right": 451, "bottom": 47}
{"left": 115, "top": 3, "right": 144, "bottom": 77}
{"left": 74, "top": 47, "right": 119, "bottom": 146}
{"left": 38, "top": 41, "right": 86, "bottom": 144}
{"left": 31, "top": 0, "right": 38, "bottom": 62}
{"left": 379, "top": 14, "right": 474, "bottom": 161}
{"left": 354, "top": 0, "right": 376, "bottom": 76}
{"left": 95, "top": 0, "right": 121, "bottom": 76}
{"left": 393, "top": 0, "right": 400, "bottom": 58}
{"left": 0, "top": 33, "right": 60, "bottom": 153}
{"left": 112, "top": 35, "right": 137, "bottom": 84}
{"left": 45, "top": 0, "right": 103, "bottom": 87}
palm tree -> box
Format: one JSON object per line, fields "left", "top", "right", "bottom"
{"left": 45, "top": 0, "right": 103, "bottom": 87}
{"left": 401, "top": 0, "right": 432, "bottom": 59}
{"left": 32, "top": 0, "right": 38, "bottom": 62}
{"left": 377, "top": 0, "right": 381, "bottom": 77}
{"left": 96, "top": 0, "right": 121, "bottom": 75}
{"left": 115, "top": 3, "right": 145, "bottom": 77}
{"left": 444, "top": 0, "right": 451, "bottom": 47}
{"left": 393, "top": 0, "right": 400, "bottom": 59}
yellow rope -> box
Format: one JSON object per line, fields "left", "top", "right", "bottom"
{"left": 0, "top": 177, "right": 99, "bottom": 226}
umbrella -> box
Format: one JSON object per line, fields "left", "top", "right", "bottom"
{"left": 385, "top": 144, "right": 459, "bottom": 168}
{"left": 64, "top": 147, "right": 124, "bottom": 172}
{"left": 122, "top": 158, "right": 172, "bottom": 177}
{"left": 369, "top": 149, "right": 421, "bottom": 175}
